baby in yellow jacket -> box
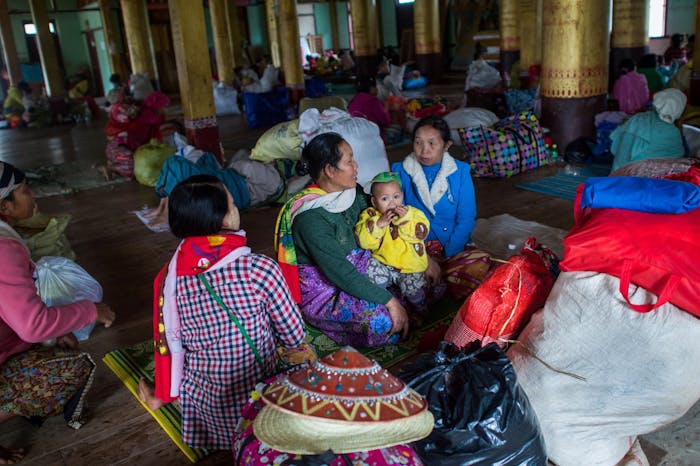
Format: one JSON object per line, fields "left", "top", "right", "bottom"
{"left": 355, "top": 172, "right": 430, "bottom": 319}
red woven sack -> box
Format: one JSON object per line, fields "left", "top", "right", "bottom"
{"left": 560, "top": 185, "right": 700, "bottom": 316}
{"left": 445, "top": 241, "right": 556, "bottom": 348}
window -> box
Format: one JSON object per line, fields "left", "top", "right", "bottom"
{"left": 23, "top": 23, "right": 56, "bottom": 35}
{"left": 398, "top": 0, "right": 414, "bottom": 4}
{"left": 649, "top": 0, "right": 666, "bottom": 38}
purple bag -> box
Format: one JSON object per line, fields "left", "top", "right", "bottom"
{"left": 459, "top": 111, "right": 548, "bottom": 177}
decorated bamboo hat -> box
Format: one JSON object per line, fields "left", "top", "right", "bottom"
{"left": 253, "top": 346, "right": 434, "bottom": 455}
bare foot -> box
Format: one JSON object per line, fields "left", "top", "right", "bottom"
{"left": 0, "top": 446, "right": 25, "bottom": 464}
{"left": 138, "top": 378, "right": 165, "bottom": 411}
{"left": 142, "top": 197, "right": 167, "bottom": 219}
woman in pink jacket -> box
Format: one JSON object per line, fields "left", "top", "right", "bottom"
{"left": 0, "top": 161, "right": 115, "bottom": 463}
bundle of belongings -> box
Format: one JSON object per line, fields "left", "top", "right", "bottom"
{"left": 442, "top": 107, "right": 499, "bottom": 149}
{"left": 233, "top": 346, "right": 433, "bottom": 465}
{"left": 213, "top": 81, "right": 240, "bottom": 116}
{"left": 459, "top": 110, "right": 549, "bottom": 177}
{"left": 508, "top": 171, "right": 700, "bottom": 465}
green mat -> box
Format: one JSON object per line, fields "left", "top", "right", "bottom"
{"left": 27, "top": 160, "right": 127, "bottom": 198}
{"left": 103, "top": 298, "right": 459, "bottom": 462}
{"left": 516, "top": 164, "right": 611, "bottom": 201}
{"left": 306, "top": 297, "right": 460, "bottom": 368}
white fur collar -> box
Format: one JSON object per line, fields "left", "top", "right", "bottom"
{"left": 402, "top": 153, "right": 457, "bottom": 215}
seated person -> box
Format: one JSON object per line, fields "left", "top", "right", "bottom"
{"left": 348, "top": 77, "right": 392, "bottom": 138}
{"left": 275, "top": 133, "right": 410, "bottom": 348}
{"left": 667, "top": 34, "right": 695, "bottom": 93}
{"left": 664, "top": 33, "right": 687, "bottom": 66}
{"left": 391, "top": 116, "right": 478, "bottom": 297}
{"left": 355, "top": 172, "right": 430, "bottom": 321}
{"left": 139, "top": 174, "right": 305, "bottom": 449}
{"left": 2, "top": 83, "right": 25, "bottom": 128}
{"left": 612, "top": 58, "right": 649, "bottom": 115}
{"left": 21, "top": 82, "right": 51, "bottom": 128}
{"left": 0, "top": 161, "right": 115, "bottom": 463}
{"left": 610, "top": 88, "right": 687, "bottom": 172}
{"left": 105, "top": 73, "right": 124, "bottom": 106}
{"left": 637, "top": 54, "right": 664, "bottom": 94}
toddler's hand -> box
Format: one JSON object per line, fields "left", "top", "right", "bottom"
{"left": 393, "top": 205, "right": 408, "bottom": 220}
{"left": 377, "top": 210, "right": 396, "bottom": 228}
{"left": 96, "top": 303, "right": 116, "bottom": 328}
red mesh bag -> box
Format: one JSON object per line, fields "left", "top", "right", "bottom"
{"left": 445, "top": 238, "right": 557, "bottom": 348}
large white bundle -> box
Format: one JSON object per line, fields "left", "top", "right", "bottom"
{"left": 298, "top": 108, "right": 389, "bottom": 186}
{"left": 129, "top": 72, "right": 154, "bottom": 101}
{"left": 508, "top": 271, "right": 700, "bottom": 466}
{"left": 443, "top": 107, "right": 499, "bottom": 145}
{"left": 213, "top": 82, "right": 240, "bottom": 115}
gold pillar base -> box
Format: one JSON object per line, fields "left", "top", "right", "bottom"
{"left": 541, "top": 95, "right": 607, "bottom": 151}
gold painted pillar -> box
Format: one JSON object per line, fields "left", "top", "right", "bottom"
{"left": 279, "top": 0, "right": 304, "bottom": 98}
{"left": 210, "top": 0, "right": 234, "bottom": 84}
{"left": 414, "top": 0, "right": 441, "bottom": 78}
{"left": 541, "top": 0, "right": 610, "bottom": 151}
{"left": 689, "top": 1, "right": 700, "bottom": 105}
{"left": 98, "top": 0, "right": 125, "bottom": 79}
{"left": 610, "top": 0, "right": 649, "bottom": 89}
{"left": 265, "top": 0, "right": 282, "bottom": 68}
{"left": 500, "top": 0, "right": 520, "bottom": 78}
{"left": 120, "top": 0, "right": 157, "bottom": 84}
{"left": 519, "top": 0, "right": 543, "bottom": 88}
{"left": 329, "top": 0, "right": 340, "bottom": 52}
{"left": 0, "top": 0, "right": 21, "bottom": 85}
{"left": 226, "top": 0, "right": 244, "bottom": 68}
{"left": 350, "top": 0, "right": 379, "bottom": 78}
{"left": 28, "top": 0, "right": 64, "bottom": 97}
{"left": 169, "top": 0, "right": 221, "bottom": 158}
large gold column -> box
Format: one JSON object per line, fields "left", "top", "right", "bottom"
{"left": 499, "top": 0, "right": 520, "bottom": 78}
{"left": 541, "top": 0, "right": 610, "bottom": 151}
{"left": 414, "top": 0, "right": 441, "bottom": 78}
{"left": 519, "top": 0, "right": 543, "bottom": 88}
{"left": 265, "top": 0, "right": 282, "bottom": 67}
{"left": 169, "top": 0, "right": 221, "bottom": 157}
{"left": 209, "top": 0, "right": 234, "bottom": 84}
{"left": 350, "top": 0, "right": 379, "bottom": 78}
{"left": 278, "top": 0, "right": 304, "bottom": 97}
{"left": 28, "top": 0, "right": 64, "bottom": 97}
{"left": 98, "top": 0, "right": 125, "bottom": 79}
{"left": 329, "top": 0, "right": 340, "bottom": 52}
{"left": 120, "top": 0, "right": 157, "bottom": 83}
{"left": 0, "top": 0, "right": 21, "bottom": 85}
{"left": 226, "top": 0, "right": 244, "bottom": 68}
{"left": 610, "top": 0, "right": 649, "bottom": 90}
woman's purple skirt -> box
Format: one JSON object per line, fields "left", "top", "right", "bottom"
{"left": 298, "top": 249, "right": 397, "bottom": 348}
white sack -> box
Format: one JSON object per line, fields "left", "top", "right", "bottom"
{"left": 298, "top": 108, "right": 389, "bottom": 186}
{"left": 508, "top": 271, "right": 700, "bottom": 466}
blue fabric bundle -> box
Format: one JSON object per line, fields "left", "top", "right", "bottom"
{"left": 582, "top": 176, "right": 700, "bottom": 214}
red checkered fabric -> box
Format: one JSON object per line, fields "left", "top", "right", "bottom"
{"left": 177, "top": 254, "right": 305, "bottom": 449}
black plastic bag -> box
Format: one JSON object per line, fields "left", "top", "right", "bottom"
{"left": 397, "top": 341, "right": 547, "bottom": 466}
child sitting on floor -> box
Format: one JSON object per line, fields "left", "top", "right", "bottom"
{"left": 355, "top": 172, "right": 431, "bottom": 323}
{"left": 138, "top": 174, "right": 306, "bottom": 450}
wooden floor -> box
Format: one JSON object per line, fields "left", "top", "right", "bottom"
{"left": 0, "top": 82, "right": 696, "bottom": 465}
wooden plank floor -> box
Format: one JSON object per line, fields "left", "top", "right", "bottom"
{"left": 0, "top": 83, "right": 696, "bottom": 465}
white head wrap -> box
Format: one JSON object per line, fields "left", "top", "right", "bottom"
{"left": 653, "top": 88, "right": 687, "bottom": 124}
{"left": 0, "top": 162, "right": 25, "bottom": 200}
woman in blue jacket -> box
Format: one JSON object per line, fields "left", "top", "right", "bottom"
{"left": 391, "top": 116, "right": 477, "bottom": 291}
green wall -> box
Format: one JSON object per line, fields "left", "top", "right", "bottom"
{"left": 666, "top": 0, "right": 694, "bottom": 34}
{"left": 336, "top": 1, "right": 350, "bottom": 50}
{"left": 246, "top": 4, "right": 269, "bottom": 52}
{"left": 380, "top": 0, "right": 397, "bottom": 47}
{"left": 313, "top": 3, "right": 332, "bottom": 50}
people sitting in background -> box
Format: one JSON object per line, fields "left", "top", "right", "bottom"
{"left": 348, "top": 77, "right": 392, "bottom": 141}
{"left": 21, "top": 82, "right": 51, "bottom": 128}
{"left": 610, "top": 88, "right": 688, "bottom": 172}
{"left": 2, "top": 82, "right": 26, "bottom": 128}
{"left": 138, "top": 174, "right": 305, "bottom": 450}
{"left": 0, "top": 161, "right": 115, "bottom": 464}
{"left": 339, "top": 50, "right": 356, "bottom": 72}
{"left": 105, "top": 74, "right": 124, "bottom": 107}
{"left": 612, "top": 58, "right": 649, "bottom": 115}
{"left": 355, "top": 172, "right": 430, "bottom": 323}
{"left": 637, "top": 54, "right": 664, "bottom": 94}
{"left": 664, "top": 33, "right": 687, "bottom": 66}
{"left": 667, "top": 34, "right": 695, "bottom": 94}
